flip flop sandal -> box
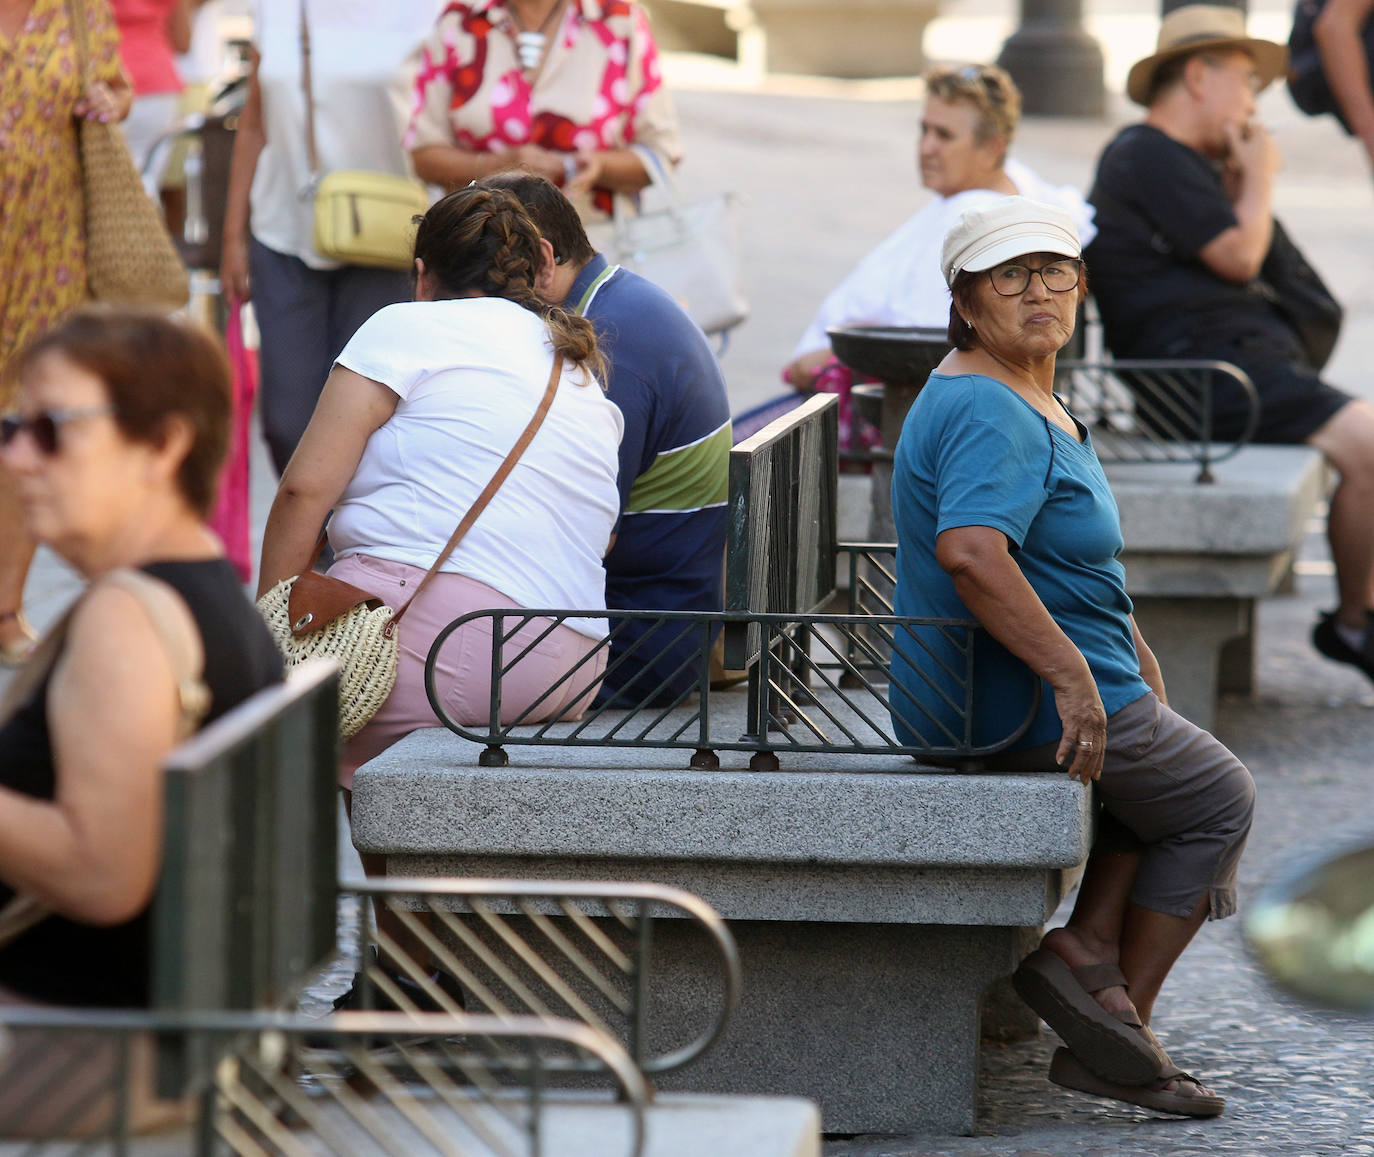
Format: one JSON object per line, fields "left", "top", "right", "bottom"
{"left": 1049, "top": 1047, "right": 1226, "bottom": 1118}
{"left": 1012, "top": 948, "right": 1166, "bottom": 1086}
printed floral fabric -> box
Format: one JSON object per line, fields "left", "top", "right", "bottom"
{"left": 0, "top": 0, "right": 122, "bottom": 394}
{"left": 404, "top": 0, "right": 682, "bottom": 217}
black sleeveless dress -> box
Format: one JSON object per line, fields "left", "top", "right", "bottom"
{"left": 0, "top": 559, "right": 283, "bottom": 1007}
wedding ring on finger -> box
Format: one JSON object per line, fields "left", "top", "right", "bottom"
{"left": 1077, "top": 739, "right": 1094, "bottom": 749}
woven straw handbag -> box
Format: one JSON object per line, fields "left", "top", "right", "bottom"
{"left": 66, "top": 0, "right": 189, "bottom": 309}
{"left": 257, "top": 355, "right": 565, "bottom": 740}
{"left": 256, "top": 569, "right": 398, "bottom": 741}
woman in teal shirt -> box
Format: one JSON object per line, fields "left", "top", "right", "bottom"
{"left": 890, "top": 197, "right": 1253, "bottom": 1119}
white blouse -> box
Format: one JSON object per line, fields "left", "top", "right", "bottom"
{"left": 330, "top": 298, "right": 624, "bottom": 639}
{"left": 792, "top": 160, "right": 1099, "bottom": 359}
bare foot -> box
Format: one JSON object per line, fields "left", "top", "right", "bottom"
{"left": 1040, "top": 926, "right": 1137, "bottom": 1020}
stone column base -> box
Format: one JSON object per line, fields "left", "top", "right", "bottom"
{"left": 642, "top": 0, "right": 939, "bottom": 79}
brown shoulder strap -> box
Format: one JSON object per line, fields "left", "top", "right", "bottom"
{"left": 0, "top": 571, "right": 210, "bottom": 733}
{"left": 385, "top": 353, "right": 566, "bottom": 637}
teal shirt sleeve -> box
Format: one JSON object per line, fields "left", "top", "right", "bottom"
{"left": 931, "top": 388, "right": 1052, "bottom": 549}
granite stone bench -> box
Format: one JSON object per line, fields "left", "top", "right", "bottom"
{"left": 351, "top": 691, "right": 1092, "bottom": 1135}
{"left": 0, "top": 662, "right": 817, "bottom": 1156}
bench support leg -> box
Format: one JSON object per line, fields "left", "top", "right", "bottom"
{"left": 647, "top": 918, "right": 1023, "bottom": 1134}
{"left": 980, "top": 924, "right": 1045, "bottom": 1042}
{"left": 1129, "top": 596, "right": 1250, "bottom": 733}
{"left": 1217, "top": 601, "right": 1256, "bottom": 697}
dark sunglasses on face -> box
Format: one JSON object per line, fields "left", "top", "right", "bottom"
{"left": 0, "top": 405, "right": 117, "bottom": 455}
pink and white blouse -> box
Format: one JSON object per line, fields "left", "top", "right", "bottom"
{"left": 403, "top": 0, "right": 682, "bottom": 217}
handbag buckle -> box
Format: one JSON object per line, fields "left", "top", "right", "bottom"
{"left": 293, "top": 612, "right": 315, "bottom": 631}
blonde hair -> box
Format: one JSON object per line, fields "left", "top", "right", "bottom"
{"left": 924, "top": 63, "right": 1022, "bottom": 150}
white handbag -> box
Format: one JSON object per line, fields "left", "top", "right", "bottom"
{"left": 598, "top": 152, "right": 748, "bottom": 337}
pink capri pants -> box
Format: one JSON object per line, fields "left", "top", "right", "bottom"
{"left": 330, "top": 554, "right": 605, "bottom": 788}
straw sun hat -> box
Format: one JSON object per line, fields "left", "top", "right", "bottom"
{"left": 1126, "top": 4, "right": 1288, "bottom": 106}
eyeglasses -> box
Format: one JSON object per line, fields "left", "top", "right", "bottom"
{"left": 0, "top": 405, "right": 117, "bottom": 455}
{"left": 986, "top": 259, "right": 1083, "bottom": 296}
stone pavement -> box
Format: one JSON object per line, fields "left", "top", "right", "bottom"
{"left": 8, "top": 13, "right": 1374, "bottom": 1151}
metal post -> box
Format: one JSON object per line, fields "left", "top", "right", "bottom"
{"left": 996, "top": 0, "right": 1106, "bottom": 117}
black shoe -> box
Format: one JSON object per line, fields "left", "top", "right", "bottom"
{"left": 1312, "top": 610, "right": 1374, "bottom": 683}
{"left": 330, "top": 964, "right": 466, "bottom": 1014}
{"left": 302, "top": 963, "right": 466, "bottom": 1055}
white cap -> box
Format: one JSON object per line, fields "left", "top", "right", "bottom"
{"left": 940, "top": 196, "right": 1082, "bottom": 288}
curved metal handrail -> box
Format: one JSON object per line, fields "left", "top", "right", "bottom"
{"left": 352, "top": 877, "right": 742, "bottom": 1079}
{"left": 0, "top": 1007, "right": 649, "bottom": 1157}
{"left": 1057, "top": 357, "right": 1261, "bottom": 482}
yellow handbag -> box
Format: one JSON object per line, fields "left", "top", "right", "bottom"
{"left": 310, "top": 171, "right": 430, "bottom": 271}
{"left": 299, "top": 1, "right": 427, "bottom": 271}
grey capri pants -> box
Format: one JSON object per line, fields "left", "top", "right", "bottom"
{"left": 988, "top": 691, "right": 1255, "bottom": 921}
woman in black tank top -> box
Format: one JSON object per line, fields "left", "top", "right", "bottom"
{"left": 0, "top": 310, "right": 281, "bottom": 1129}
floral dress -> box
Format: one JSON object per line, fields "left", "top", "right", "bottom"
{"left": 404, "top": 0, "right": 682, "bottom": 219}
{"left": 0, "top": 0, "right": 122, "bottom": 394}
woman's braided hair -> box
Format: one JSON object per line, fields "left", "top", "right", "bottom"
{"left": 412, "top": 186, "right": 604, "bottom": 382}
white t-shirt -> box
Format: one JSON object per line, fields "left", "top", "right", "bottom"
{"left": 330, "top": 299, "right": 624, "bottom": 639}
{"left": 249, "top": 0, "right": 442, "bottom": 267}
{"left": 792, "top": 160, "right": 1098, "bottom": 358}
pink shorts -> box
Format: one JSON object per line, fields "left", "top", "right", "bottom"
{"left": 329, "top": 555, "right": 605, "bottom": 789}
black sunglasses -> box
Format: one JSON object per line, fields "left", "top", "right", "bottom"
{"left": 0, "top": 405, "right": 117, "bottom": 456}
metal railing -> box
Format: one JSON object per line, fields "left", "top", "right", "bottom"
{"left": 340, "top": 878, "right": 741, "bottom": 1081}
{"left": 828, "top": 542, "right": 899, "bottom": 684}
{"left": 836, "top": 542, "right": 898, "bottom": 617}
{"left": 725, "top": 394, "right": 840, "bottom": 671}
{"left": 425, "top": 608, "right": 1040, "bottom": 770}
{"left": 1056, "top": 358, "right": 1261, "bottom": 482}
{"left": 0, "top": 1007, "right": 647, "bottom": 1156}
